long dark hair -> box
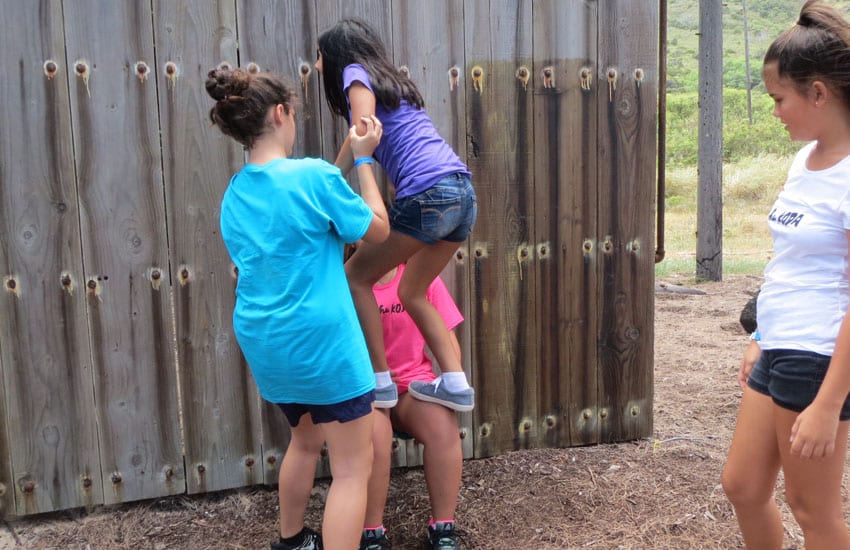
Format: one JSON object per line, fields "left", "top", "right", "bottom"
{"left": 205, "top": 67, "right": 297, "bottom": 149}
{"left": 765, "top": 0, "right": 850, "bottom": 108}
{"left": 318, "top": 18, "right": 424, "bottom": 117}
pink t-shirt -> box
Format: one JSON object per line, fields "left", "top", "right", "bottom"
{"left": 372, "top": 264, "right": 464, "bottom": 393}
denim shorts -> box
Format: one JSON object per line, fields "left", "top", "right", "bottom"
{"left": 276, "top": 390, "right": 375, "bottom": 427}
{"left": 390, "top": 173, "right": 477, "bottom": 245}
{"left": 747, "top": 348, "right": 850, "bottom": 420}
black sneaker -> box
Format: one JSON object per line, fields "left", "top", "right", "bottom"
{"left": 271, "top": 527, "right": 323, "bottom": 550}
{"left": 425, "top": 522, "right": 460, "bottom": 549}
{"left": 360, "top": 526, "right": 392, "bottom": 549}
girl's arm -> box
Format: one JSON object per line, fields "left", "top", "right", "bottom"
{"left": 789, "top": 229, "right": 850, "bottom": 459}
{"left": 738, "top": 339, "right": 761, "bottom": 391}
{"left": 348, "top": 115, "right": 389, "bottom": 244}
{"left": 334, "top": 81, "right": 376, "bottom": 174}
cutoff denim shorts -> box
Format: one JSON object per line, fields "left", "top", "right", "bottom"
{"left": 276, "top": 390, "right": 375, "bottom": 427}
{"left": 390, "top": 173, "right": 477, "bottom": 245}
{"left": 747, "top": 348, "right": 850, "bottom": 420}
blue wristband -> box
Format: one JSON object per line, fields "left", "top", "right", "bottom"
{"left": 750, "top": 330, "right": 761, "bottom": 342}
{"left": 354, "top": 156, "right": 373, "bottom": 167}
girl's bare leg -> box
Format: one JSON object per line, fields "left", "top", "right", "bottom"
{"left": 393, "top": 394, "right": 462, "bottom": 521}
{"left": 345, "top": 231, "right": 424, "bottom": 374}
{"left": 363, "top": 409, "right": 393, "bottom": 528}
{"left": 279, "top": 416, "right": 326, "bottom": 538}
{"left": 721, "top": 388, "right": 784, "bottom": 548}
{"left": 399, "top": 241, "right": 465, "bottom": 374}
{"left": 319, "top": 411, "right": 375, "bottom": 549}
{"left": 776, "top": 410, "right": 850, "bottom": 550}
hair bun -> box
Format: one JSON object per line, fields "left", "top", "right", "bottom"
{"left": 205, "top": 68, "right": 250, "bottom": 101}
{"left": 797, "top": 12, "right": 814, "bottom": 27}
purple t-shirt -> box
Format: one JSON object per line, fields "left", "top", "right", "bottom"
{"left": 343, "top": 63, "right": 470, "bottom": 199}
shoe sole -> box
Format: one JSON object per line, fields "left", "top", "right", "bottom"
{"left": 374, "top": 398, "right": 398, "bottom": 408}
{"left": 407, "top": 387, "right": 474, "bottom": 412}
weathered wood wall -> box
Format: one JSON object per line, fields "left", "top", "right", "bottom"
{"left": 0, "top": 0, "right": 657, "bottom": 518}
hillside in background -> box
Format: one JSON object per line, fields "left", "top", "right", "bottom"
{"left": 664, "top": 0, "right": 850, "bottom": 166}
{"left": 667, "top": 0, "right": 850, "bottom": 93}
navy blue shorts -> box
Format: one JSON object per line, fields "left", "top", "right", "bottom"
{"left": 747, "top": 348, "right": 850, "bottom": 421}
{"left": 276, "top": 390, "right": 375, "bottom": 427}
{"left": 390, "top": 174, "right": 477, "bottom": 245}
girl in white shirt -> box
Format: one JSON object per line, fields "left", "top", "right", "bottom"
{"left": 722, "top": 2, "right": 850, "bottom": 548}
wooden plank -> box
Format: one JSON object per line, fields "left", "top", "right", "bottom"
{"left": 464, "top": 0, "right": 536, "bottom": 458}
{"left": 696, "top": 0, "right": 723, "bottom": 281}
{"left": 0, "top": 0, "right": 103, "bottom": 515}
{"left": 0, "top": 361, "right": 9, "bottom": 517}
{"left": 596, "top": 0, "right": 657, "bottom": 442}
{"left": 391, "top": 0, "right": 471, "bottom": 462}
{"left": 62, "top": 1, "right": 183, "bottom": 504}
{"left": 532, "top": 0, "right": 600, "bottom": 448}
{"left": 235, "top": 0, "right": 333, "bottom": 483}
{"left": 236, "top": 0, "right": 322, "bottom": 159}
{"left": 154, "top": 0, "right": 263, "bottom": 494}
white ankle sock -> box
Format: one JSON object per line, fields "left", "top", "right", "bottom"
{"left": 375, "top": 371, "right": 393, "bottom": 389}
{"left": 440, "top": 372, "right": 470, "bottom": 392}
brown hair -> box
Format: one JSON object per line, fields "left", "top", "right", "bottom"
{"left": 765, "top": 0, "right": 850, "bottom": 108}
{"left": 205, "top": 68, "right": 298, "bottom": 149}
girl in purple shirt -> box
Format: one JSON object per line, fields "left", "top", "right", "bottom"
{"left": 316, "top": 18, "right": 477, "bottom": 415}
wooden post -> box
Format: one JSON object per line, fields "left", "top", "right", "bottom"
{"left": 697, "top": 0, "right": 723, "bottom": 281}
{"left": 742, "top": 0, "right": 753, "bottom": 124}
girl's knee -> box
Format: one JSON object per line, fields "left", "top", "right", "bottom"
{"left": 785, "top": 489, "right": 843, "bottom": 532}
{"left": 721, "top": 466, "right": 767, "bottom": 508}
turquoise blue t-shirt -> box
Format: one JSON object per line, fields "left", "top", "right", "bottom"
{"left": 219, "top": 157, "right": 375, "bottom": 404}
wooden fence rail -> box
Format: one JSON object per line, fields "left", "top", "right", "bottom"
{"left": 0, "top": 0, "right": 657, "bottom": 518}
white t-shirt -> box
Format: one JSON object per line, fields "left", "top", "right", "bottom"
{"left": 758, "top": 142, "right": 850, "bottom": 355}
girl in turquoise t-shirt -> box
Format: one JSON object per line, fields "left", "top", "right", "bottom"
{"left": 206, "top": 67, "right": 389, "bottom": 550}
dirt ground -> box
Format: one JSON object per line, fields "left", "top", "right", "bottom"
{"left": 3, "top": 274, "right": 847, "bottom": 549}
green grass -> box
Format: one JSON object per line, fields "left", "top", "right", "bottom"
{"left": 655, "top": 154, "right": 792, "bottom": 280}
